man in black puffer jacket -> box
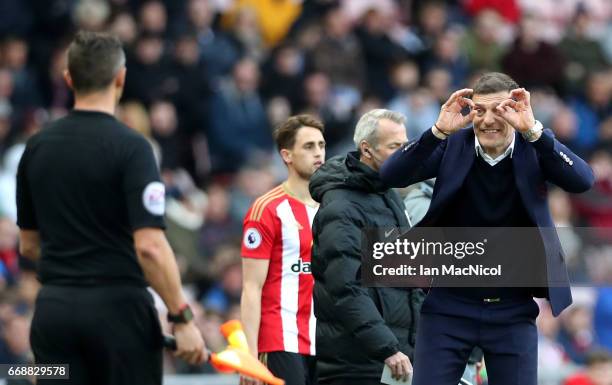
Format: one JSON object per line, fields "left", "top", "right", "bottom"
{"left": 309, "top": 109, "right": 425, "bottom": 385}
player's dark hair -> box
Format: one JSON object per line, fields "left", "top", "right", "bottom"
{"left": 274, "top": 115, "right": 325, "bottom": 151}
{"left": 67, "top": 31, "right": 125, "bottom": 94}
{"left": 585, "top": 350, "right": 612, "bottom": 367}
{"left": 473, "top": 72, "right": 519, "bottom": 95}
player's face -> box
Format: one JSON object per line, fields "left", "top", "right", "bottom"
{"left": 472, "top": 91, "right": 515, "bottom": 155}
{"left": 287, "top": 126, "right": 325, "bottom": 180}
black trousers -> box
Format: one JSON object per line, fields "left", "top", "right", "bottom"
{"left": 412, "top": 288, "right": 540, "bottom": 385}
{"left": 260, "top": 351, "right": 317, "bottom": 385}
{"left": 30, "top": 285, "right": 163, "bottom": 385}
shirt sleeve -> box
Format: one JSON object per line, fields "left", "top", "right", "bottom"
{"left": 241, "top": 205, "right": 275, "bottom": 259}
{"left": 122, "top": 136, "right": 166, "bottom": 231}
{"left": 16, "top": 145, "right": 38, "bottom": 230}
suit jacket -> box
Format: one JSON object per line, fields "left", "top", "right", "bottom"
{"left": 380, "top": 128, "right": 594, "bottom": 316}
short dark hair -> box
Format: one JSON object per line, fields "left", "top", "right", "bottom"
{"left": 67, "top": 31, "right": 125, "bottom": 93}
{"left": 473, "top": 72, "right": 519, "bottom": 95}
{"left": 585, "top": 350, "right": 612, "bottom": 367}
{"left": 274, "top": 115, "right": 325, "bottom": 151}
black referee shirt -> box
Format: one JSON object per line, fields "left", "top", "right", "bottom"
{"left": 16, "top": 110, "right": 166, "bottom": 287}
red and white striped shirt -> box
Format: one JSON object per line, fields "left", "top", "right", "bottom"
{"left": 241, "top": 185, "right": 317, "bottom": 356}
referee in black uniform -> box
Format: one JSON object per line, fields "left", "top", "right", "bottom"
{"left": 15, "top": 31, "right": 206, "bottom": 384}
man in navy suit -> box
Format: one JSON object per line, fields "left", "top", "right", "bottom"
{"left": 380, "top": 72, "right": 594, "bottom": 385}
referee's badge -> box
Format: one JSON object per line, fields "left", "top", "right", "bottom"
{"left": 142, "top": 181, "right": 166, "bottom": 216}
{"left": 243, "top": 228, "right": 262, "bottom": 249}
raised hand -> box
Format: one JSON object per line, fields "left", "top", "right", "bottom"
{"left": 495, "top": 88, "right": 536, "bottom": 133}
{"left": 435, "top": 88, "right": 476, "bottom": 134}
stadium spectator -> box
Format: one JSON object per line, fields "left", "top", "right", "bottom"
{"left": 558, "top": 7, "right": 609, "bottom": 95}
{"left": 109, "top": 12, "right": 138, "bottom": 46}
{"left": 124, "top": 32, "right": 174, "bottom": 104}
{"left": 564, "top": 350, "right": 612, "bottom": 385}
{"left": 355, "top": 7, "right": 409, "bottom": 101}
{"left": 208, "top": 57, "right": 272, "bottom": 174}
{"left": 198, "top": 184, "right": 241, "bottom": 258}
{"left": 568, "top": 71, "right": 612, "bottom": 154}
{"left": 138, "top": 0, "right": 168, "bottom": 37}
{"left": 559, "top": 305, "right": 597, "bottom": 365}
{"left": 537, "top": 301, "right": 574, "bottom": 384}
{"left": 461, "top": 9, "right": 506, "bottom": 71}
{"left": 39, "top": 44, "right": 72, "bottom": 115}
{"left": 422, "top": 27, "right": 470, "bottom": 89}
{"left": 501, "top": 14, "right": 565, "bottom": 93}
{"left": 1, "top": 36, "right": 42, "bottom": 111}
{"left": 185, "top": 0, "right": 241, "bottom": 83}
{"left": 414, "top": 0, "right": 449, "bottom": 54}
{"left": 150, "top": 99, "right": 181, "bottom": 171}
{"left": 312, "top": 5, "right": 366, "bottom": 92}
{"left": 72, "top": 0, "right": 111, "bottom": 32}
{"left": 261, "top": 44, "right": 306, "bottom": 110}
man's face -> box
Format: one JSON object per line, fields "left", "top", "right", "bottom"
{"left": 370, "top": 118, "right": 408, "bottom": 170}
{"left": 286, "top": 126, "right": 325, "bottom": 179}
{"left": 472, "top": 91, "right": 515, "bottom": 154}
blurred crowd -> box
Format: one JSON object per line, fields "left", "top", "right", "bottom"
{"left": 0, "top": 0, "right": 610, "bottom": 382}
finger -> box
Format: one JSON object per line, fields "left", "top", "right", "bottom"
{"left": 184, "top": 350, "right": 198, "bottom": 365}
{"left": 467, "top": 108, "right": 477, "bottom": 121}
{"left": 497, "top": 99, "right": 517, "bottom": 112}
{"left": 458, "top": 96, "right": 475, "bottom": 109}
{"left": 444, "top": 88, "right": 473, "bottom": 107}
{"left": 463, "top": 110, "right": 477, "bottom": 126}
{"left": 397, "top": 361, "right": 405, "bottom": 377}
{"left": 396, "top": 362, "right": 405, "bottom": 381}
{"left": 510, "top": 88, "right": 530, "bottom": 104}
{"left": 391, "top": 363, "right": 400, "bottom": 379}
{"left": 194, "top": 349, "right": 206, "bottom": 365}
{"left": 402, "top": 360, "right": 411, "bottom": 381}
{"left": 187, "top": 347, "right": 202, "bottom": 365}
{"left": 510, "top": 88, "right": 525, "bottom": 100}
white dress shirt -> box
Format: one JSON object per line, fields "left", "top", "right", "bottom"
{"left": 474, "top": 135, "right": 515, "bottom": 166}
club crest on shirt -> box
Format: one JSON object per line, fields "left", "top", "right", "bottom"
{"left": 142, "top": 181, "right": 165, "bottom": 216}
{"left": 243, "top": 227, "right": 262, "bottom": 249}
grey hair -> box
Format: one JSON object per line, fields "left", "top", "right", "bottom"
{"left": 353, "top": 109, "right": 405, "bottom": 149}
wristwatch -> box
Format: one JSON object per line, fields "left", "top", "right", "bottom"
{"left": 522, "top": 120, "right": 543, "bottom": 142}
{"left": 167, "top": 304, "right": 194, "bottom": 323}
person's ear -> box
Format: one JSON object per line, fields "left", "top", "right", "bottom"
{"left": 63, "top": 70, "right": 74, "bottom": 90}
{"left": 280, "top": 148, "right": 292, "bottom": 164}
{"left": 115, "top": 67, "right": 126, "bottom": 89}
{"left": 360, "top": 141, "right": 372, "bottom": 158}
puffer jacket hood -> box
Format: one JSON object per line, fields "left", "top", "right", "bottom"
{"left": 310, "top": 151, "right": 387, "bottom": 203}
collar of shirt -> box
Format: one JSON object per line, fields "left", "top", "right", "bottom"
{"left": 474, "top": 134, "right": 515, "bottom": 166}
